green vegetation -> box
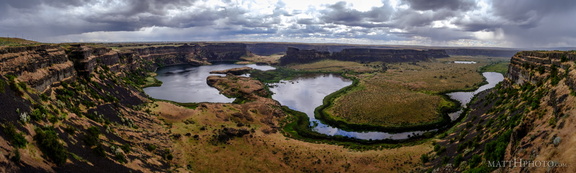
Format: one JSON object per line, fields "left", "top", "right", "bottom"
{"left": 0, "top": 78, "right": 6, "bottom": 93}
{"left": 2, "top": 123, "right": 28, "bottom": 148}
{"left": 146, "top": 144, "right": 157, "bottom": 151}
{"left": 484, "top": 130, "right": 512, "bottom": 162}
{"left": 479, "top": 61, "right": 510, "bottom": 75}
{"left": 0, "top": 37, "right": 39, "bottom": 46}
{"left": 287, "top": 60, "right": 381, "bottom": 73}
{"left": 280, "top": 106, "right": 429, "bottom": 149}
{"left": 250, "top": 67, "right": 302, "bottom": 83}
{"left": 175, "top": 102, "right": 199, "bottom": 109}
{"left": 322, "top": 59, "right": 484, "bottom": 131}
{"left": 34, "top": 126, "right": 68, "bottom": 165}
{"left": 84, "top": 126, "right": 106, "bottom": 157}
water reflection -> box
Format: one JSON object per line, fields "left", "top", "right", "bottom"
{"left": 144, "top": 64, "right": 275, "bottom": 103}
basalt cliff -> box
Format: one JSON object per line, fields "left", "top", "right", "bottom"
{"left": 279, "top": 47, "right": 449, "bottom": 65}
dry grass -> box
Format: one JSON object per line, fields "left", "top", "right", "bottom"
{"left": 0, "top": 37, "right": 39, "bottom": 47}
{"left": 327, "top": 57, "right": 489, "bottom": 127}
{"left": 288, "top": 60, "right": 381, "bottom": 73}
{"left": 150, "top": 75, "right": 432, "bottom": 172}
{"left": 157, "top": 101, "right": 432, "bottom": 172}
{"left": 239, "top": 54, "right": 282, "bottom": 65}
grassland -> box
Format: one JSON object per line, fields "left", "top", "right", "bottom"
{"left": 288, "top": 59, "right": 382, "bottom": 73}
{"left": 239, "top": 54, "right": 282, "bottom": 65}
{"left": 320, "top": 57, "right": 492, "bottom": 130}
{"left": 0, "top": 37, "right": 39, "bottom": 46}
{"left": 153, "top": 101, "right": 432, "bottom": 172}
{"left": 479, "top": 60, "right": 510, "bottom": 75}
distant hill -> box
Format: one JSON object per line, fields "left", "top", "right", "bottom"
{"left": 0, "top": 37, "right": 39, "bottom": 46}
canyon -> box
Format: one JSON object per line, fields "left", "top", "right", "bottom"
{"left": 1, "top": 40, "right": 574, "bottom": 172}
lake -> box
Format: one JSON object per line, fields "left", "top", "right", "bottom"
{"left": 145, "top": 64, "right": 504, "bottom": 140}
{"left": 143, "top": 64, "right": 275, "bottom": 103}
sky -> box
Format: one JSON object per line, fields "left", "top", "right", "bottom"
{"left": 0, "top": 0, "right": 575, "bottom": 48}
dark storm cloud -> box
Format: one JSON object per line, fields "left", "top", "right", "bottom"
{"left": 0, "top": 0, "right": 241, "bottom": 37}
{"left": 319, "top": 1, "right": 393, "bottom": 27}
{"left": 316, "top": 1, "right": 468, "bottom": 42}
{"left": 391, "top": 9, "right": 456, "bottom": 28}
{"left": 405, "top": 0, "right": 475, "bottom": 11}
{"left": 0, "top": 0, "right": 41, "bottom": 9}
{"left": 80, "top": 0, "right": 218, "bottom": 31}
{"left": 1, "top": 0, "right": 575, "bottom": 47}
{"left": 492, "top": 0, "right": 576, "bottom": 26}
{"left": 406, "top": 27, "right": 471, "bottom": 41}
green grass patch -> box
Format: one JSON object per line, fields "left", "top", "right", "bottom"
{"left": 0, "top": 37, "right": 39, "bottom": 46}
{"left": 479, "top": 61, "right": 510, "bottom": 75}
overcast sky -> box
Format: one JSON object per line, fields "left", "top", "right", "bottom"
{"left": 1, "top": 0, "right": 575, "bottom": 48}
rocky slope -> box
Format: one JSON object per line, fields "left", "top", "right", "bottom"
{"left": 429, "top": 51, "right": 576, "bottom": 172}
{"left": 0, "top": 42, "right": 251, "bottom": 172}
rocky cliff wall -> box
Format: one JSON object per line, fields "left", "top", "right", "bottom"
{"left": 279, "top": 47, "right": 331, "bottom": 65}
{"left": 0, "top": 45, "right": 76, "bottom": 92}
{"left": 507, "top": 51, "right": 575, "bottom": 85}
{"left": 279, "top": 47, "right": 448, "bottom": 65}
{"left": 502, "top": 51, "right": 576, "bottom": 172}
{"left": 0, "top": 43, "right": 249, "bottom": 93}
{"left": 332, "top": 48, "right": 448, "bottom": 62}
{"left": 444, "top": 48, "right": 518, "bottom": 57}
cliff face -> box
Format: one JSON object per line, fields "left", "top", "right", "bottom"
{"left": 0, "top": 43, "right": 249, "bottom": 93}
{"left": 0, "top": 45, "right": 76, "bottom": 92}
{"left": 507, "top": 51, "right": 575, "bottom": 85}
{"left": 502, "top": 51, "right": 576, "bottom": 172}
{"left": 279, "top": 47, "right": 448, "bottom": 65}
{"left": 332, "top": 48, "right": 448, "bottom": 62}
{"left": 444, "top": 48, "right": 518, "bottom": 57}
{"left": 279, "top": 47, "right": 331, "bottom": 65}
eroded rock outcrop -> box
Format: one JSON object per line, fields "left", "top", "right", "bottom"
{"left": 206, "top": 74, "right": 271, "bottom": 101}
{"left": 507, "top": 51, "right": 575, "bottom": 85}
{"left": 0, "top": 45, "right": 76, "bottom": 92}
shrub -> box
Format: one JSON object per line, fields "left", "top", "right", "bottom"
{"left": 0, "top": 78, "right": 5, "bottom": 93}
{"left": 63, "top": 125, "right": 77, "bottom": 135}
{"left": 454, "top": 154, "right": 463, "bottom": 167}
{"left": 120, "top": 143, "right": 131, "bottom": 153}
{"left": 420, "top": 154, "right": 429, "bottom": 163}
{"left": 146, "top": 144, "right": 157, "bottom": 151}
{"left": 93, "top": 144, "right": 106, "bottom": 157}
{"left": 484, "top": 130, "right": 512, "bottom": 162}
{"left": 83, "top": 126, "right": 101, "bottom": 147}
{"left": 2, "top": 123, "right": 28, "bottom": 148}
{"left": 34, "top": 126, "right": 67, "bottom": 165}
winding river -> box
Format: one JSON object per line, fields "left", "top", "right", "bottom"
{"left": 144, "top": 64, "right": 504, "bottom": 140}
